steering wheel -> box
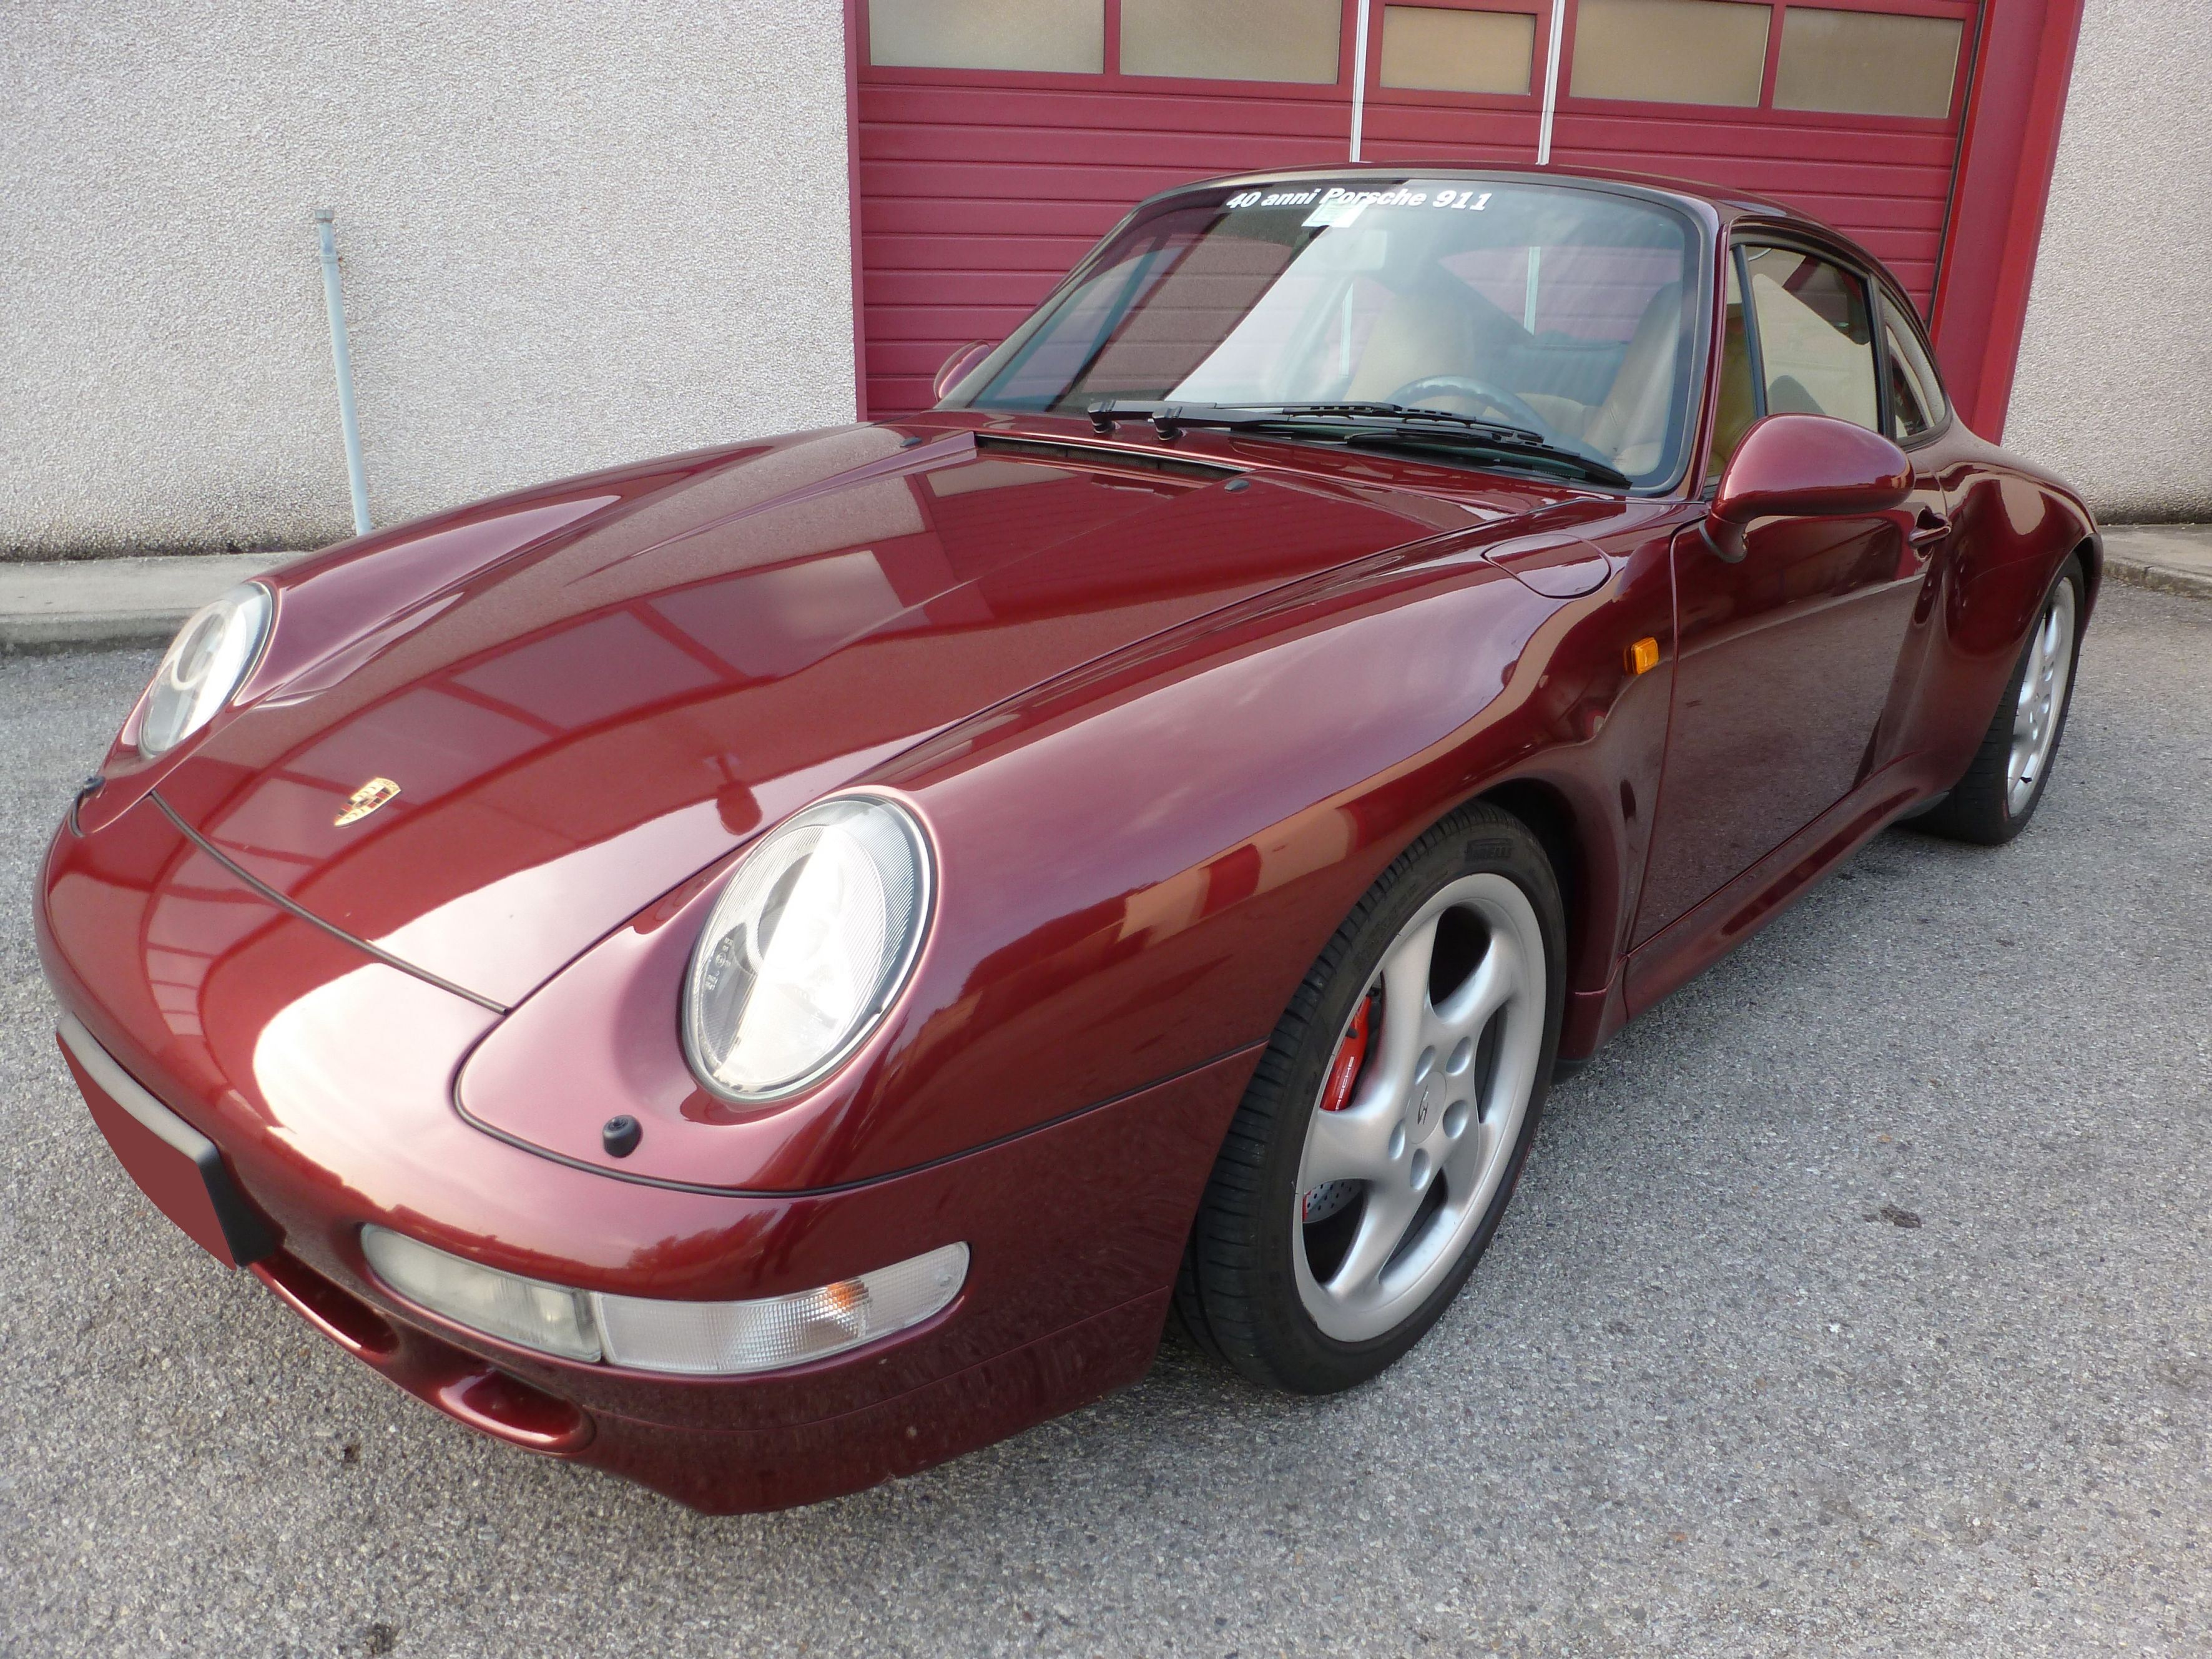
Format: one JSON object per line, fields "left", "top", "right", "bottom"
{"left": 1385, "top": 375, "right": 1555, "bottom": 439}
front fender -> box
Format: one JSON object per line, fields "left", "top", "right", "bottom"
{"left": 458, "top": 526, "right": 1678, "bottom": 1193}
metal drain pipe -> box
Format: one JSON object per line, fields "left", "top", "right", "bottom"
{"left": 312, "top": 208, "right": 371, "bottom": 536}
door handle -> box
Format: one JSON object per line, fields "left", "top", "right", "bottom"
{"left": 1909, "top": 508, "right": 1952, "bottom": 548}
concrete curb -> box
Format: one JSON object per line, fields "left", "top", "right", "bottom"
{"left": 2099, "top": 526, "right": 2212, "bottom": 601}
{"left": 2, "top": 613, "right": 229, "bottom": 652}
{"left": 0, "top": 553, "right": 299, "bottom": 652}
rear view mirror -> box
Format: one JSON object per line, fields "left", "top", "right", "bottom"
{"left": 1301, "top": 226, "right": 1391, "bottom": 272}
{"left": 933, "top": 340, "right": 996, "bottom": 403}
{"left": 1707, "top": 413, "right": 1911, "bottom": 561}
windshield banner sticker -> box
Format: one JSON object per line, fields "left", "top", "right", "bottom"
{"left": 1222, "top": 185, "right": 1493, "bottom": 226}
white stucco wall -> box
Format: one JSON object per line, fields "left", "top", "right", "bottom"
{"left": 0, "top": 2, "right": 856, "bottom": 557}
{"left": 2005, "top": 0, "right": 2212, "bottom": 522}
{"left": 6, "top": 3, "right": 2201, "bottom": 552}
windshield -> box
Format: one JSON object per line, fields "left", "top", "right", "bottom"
{"left": 947, "top": 177, "right": 1703, "bottom": 490}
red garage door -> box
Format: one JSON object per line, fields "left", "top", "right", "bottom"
{"left": 851, "top": 0, "right": 2066, "bottom": 430}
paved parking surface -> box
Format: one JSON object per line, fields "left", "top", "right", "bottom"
{"left": 3, "top": 584, "right": 2208, "bottom": 1658}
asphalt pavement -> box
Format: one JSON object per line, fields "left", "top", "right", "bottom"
{"left": 2, "top": 584, "right": 2208, "bottom": 1658}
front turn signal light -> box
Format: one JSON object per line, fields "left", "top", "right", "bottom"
{"left": 593, "top": 1243, "right": 968, "bottom": 1375}
{"left": 362, "top": 1227, "right": 966, "bottom": 1377}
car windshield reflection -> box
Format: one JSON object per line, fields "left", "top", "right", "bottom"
{"left": 950, "top": 178, "right": 1701, "bottom": 490}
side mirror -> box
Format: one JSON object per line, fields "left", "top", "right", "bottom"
{"left": 1706, "top": 413, "right": 1911, "bottom": 561}
{"left": 932, "top": 340, "right": 995, "bottom": 404}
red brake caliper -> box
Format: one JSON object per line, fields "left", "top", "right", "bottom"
{"left": 1320, "top": 993, "right": 1377, "bottom": 1115}
{"left": 1305, "top": 993, "right": 1378, "bottom": 1222}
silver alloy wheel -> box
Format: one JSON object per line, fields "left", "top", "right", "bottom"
{"left": 1292, "top": 872, "right": 1546, "bottom": 1343}
{"left": 2007, "top": 578, "right": 2078, "bottom": 815}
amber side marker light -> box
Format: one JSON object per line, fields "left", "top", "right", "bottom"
{"left": 1626, "top": 636, "right": 1661, "bottom": 675}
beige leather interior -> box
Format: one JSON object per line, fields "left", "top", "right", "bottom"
{"left": 1345, "top": 290, "right": 1483, "bottom": 402}
{"left": 1520, "top": 391, "right": 1592, "bottom": 433}
{"left": 1345, "top": 279, "right": 1684, "bottom": 476}
{"left": 1579, "top": 282, "right": 1681, "bottom": 475}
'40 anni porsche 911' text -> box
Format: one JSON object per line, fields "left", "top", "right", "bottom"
{"left": 38, "top": 165, "right": 2096, "bottom": 1511}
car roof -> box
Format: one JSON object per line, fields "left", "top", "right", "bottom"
{"left": 1159, "top": 160, "right": 1867, "bottom": 239}
{"left": 1144, "top": 160, "right": 1901, "bottom": 297}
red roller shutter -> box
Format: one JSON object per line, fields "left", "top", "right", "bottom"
{"left": 1542, "top": 0, "right": 1979, "bottom": 307}
{"left": 848, "top": 0, "right": 2041, "bottom": 426}
{"left": 853, "top": 3, "right": 1365, "bottom": 417}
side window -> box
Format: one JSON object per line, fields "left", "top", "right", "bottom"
{"left": 1706, "top": 249, "right": 1757, "bottom": 483}
{"left": 1880, "top": 300, "right": 1947, "bottom": 441}
{"left": 1742, "top": 245, "right": 1878, "bottom": 431}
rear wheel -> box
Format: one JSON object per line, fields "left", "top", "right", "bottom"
{"left": 1920, "top": 556, "right": 2085, "bottom": 845}
{"left": 1174, "top": 804, "right": 1564, "bottom": 1393}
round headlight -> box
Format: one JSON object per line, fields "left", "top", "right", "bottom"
{"left": 683, "top": 795, "right": 933, "bottom": 1103}
{"left": 137, "top": 582, "right": 273, "bottom": 757}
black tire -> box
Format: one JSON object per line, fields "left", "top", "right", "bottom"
{"left": 1174, "top": 802, "right": 1566, "bottom": 1394}
{"left": 1919, "top": 554, "right": 2087, "bottom": 846}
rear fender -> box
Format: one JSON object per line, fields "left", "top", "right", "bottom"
{"left": 1929, "top": 460, "right": 2098, "bottom": 780}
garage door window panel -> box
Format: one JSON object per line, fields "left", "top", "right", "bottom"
{"left": 1379, "top": 5, "right": 1541, "bottom": 96}
{"left": 1569, "top": 0, "right": 1772, "bottom": 107}
{"left": 1774, "top": 6, "right": 1964, "bottom": 119}
{"left": 866, "top": 0, "right": 1106, "bottom": 74}
{"left": 1741, "top": 245, "right": 1877, "bottom": 430}
{"left": 1121, "top": 0, "right": 1344, "bottom": 84}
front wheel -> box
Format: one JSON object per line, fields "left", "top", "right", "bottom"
{"left": 1919, "top": 555, "right": 2085, "bottom": 845}
{"left": 1174, "top": 804, "right": 1565, "bottom": 1394}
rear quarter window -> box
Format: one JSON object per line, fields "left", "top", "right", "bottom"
{"left": 1879, "top": 296, "right": 1949, "bottom": 441}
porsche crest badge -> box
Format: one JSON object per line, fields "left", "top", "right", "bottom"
{"left": 334, "top": 777, "right": 402, "bottom": 827}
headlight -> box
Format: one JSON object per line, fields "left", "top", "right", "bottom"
{"left": 136, "top": 582, "right": 273, "bottom": 756}
{"left": 361, "top": 1226, "right": 967, "bottom": 1374}
{"left": 683, "top": 794, "right": 933, "bottom": 1102}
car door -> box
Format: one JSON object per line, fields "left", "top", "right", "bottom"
{"left": 1631, "top": 239, "right": 1935, "bottom": 946}
{"left": 1856, "top": 277, "right": 1960, "bottom": 763}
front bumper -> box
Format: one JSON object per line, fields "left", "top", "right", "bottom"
{"left": 247, "top": 1243, "right": 1172, "bottom": 1512}
{"left": 37, "top": 795, "right": 1255, "bottom": 1511}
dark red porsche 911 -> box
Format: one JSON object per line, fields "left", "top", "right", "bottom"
{"left": 39, "top": 165, "right": 2096, "bottom": 1512}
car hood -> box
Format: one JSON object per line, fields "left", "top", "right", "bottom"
{"left": 145, "top": 420, "right": 1586, "bottom": 1007}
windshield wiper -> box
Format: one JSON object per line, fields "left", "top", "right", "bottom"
{"left": 1083, "top": 400, "right": 1633, "bottom": 489}
{"left": 1088, "top": 398, "right": 1547, "bottom": 443}
{"left": 1335, "top": 426, "right": 1634, "bottom": 489}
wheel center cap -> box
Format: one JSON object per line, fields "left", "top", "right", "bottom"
{"left": 1411, "top": 1078, "right": 1443, "bottom": 1144}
